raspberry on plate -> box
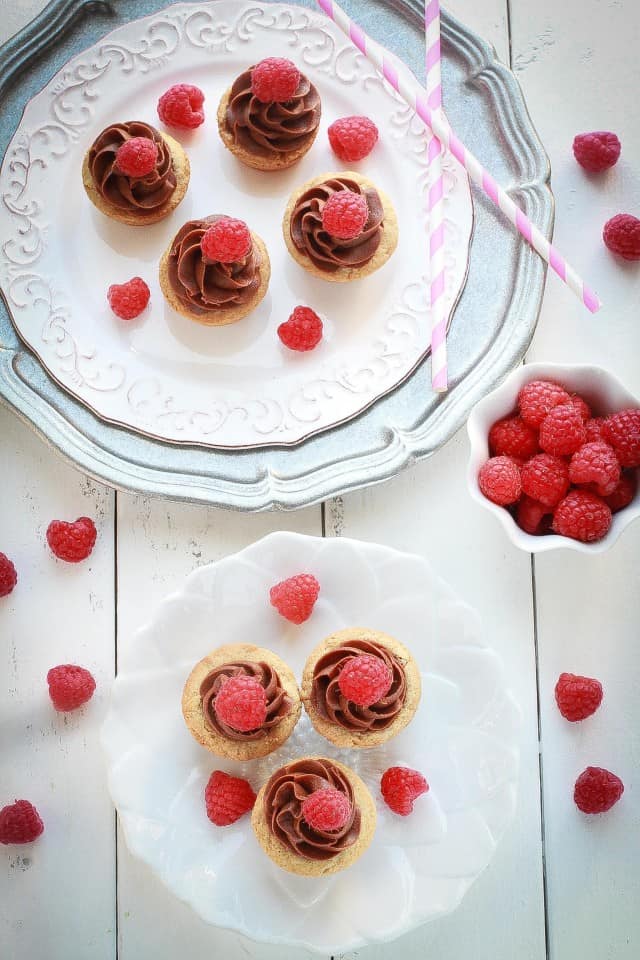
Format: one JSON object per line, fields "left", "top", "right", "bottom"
{"left": 516, "top": 496, "right": 551, "bottom": 535}
{"left": 488, "top": 416, "right": 539, "bottom": 460}
{"left": 251, "top": 57, "right": 300, "bottom": 103}
{"left": 201, "top": 217, "right": 251, "bottom": 264}
{"left": 555, "top": 672, "right": 603, "bottom": 721}
{"left": 205, "top": 770, "right": 256, "bottom": 826}
{"left": 572, "top": 131, "right": 621, "bottom": 172}
{"left": 302, "top": 787, "right": 352, "bottom": 832}
{"left": 46, "top": 516, "right": 97, "bottom": 562}
{"left": 552, "top": 490, "right": 612, "bottom": 542}
{"left": 478, "top": 456, "right": 521, "bottom": 506}
{"left": 574, "top": 766, "right": 624, "bottom": 814}
{"left": 0, "top": 552, "right": 17, "bottom": 598}
{"left": 517, "top": 380, "right": 571, "bottom": 428}
{"left": 0, "top": 800, "right": 44, "bottom": 844}
{"left": 321, "top": 191, "right": 369, "bottom": 240}
{"left": 270, "top": 573, "right": 320, "bottom": 624}
{"left": 107, "top": 277, "right": 150, "bottom": 321}
{"left": 539, "top": 403, "right": 587, "bottom": 457}
{"left": 381, "top": 766, "right": 429, "bottom": 816}
{"left": 47, "top": 664, "right": 96, "bottom": 711}
{"left": 602, "top": 408, "right": 640, "bottom": 467}
{"left": 605, "top": 471, "right": 637, "bottom": 512}
{"left": 603, "top": 214, "right": 640, "bottom": 261}
{"left": 520, "top": 453, "right": 570, "bottom": 508}
{"left": 338, "top": 654, "right": 392, "bottom": 707}
{"left": 157, "top": 83, "right": 205, "bottom": 129}
{"left": 115, "top": 136, "right": 158, "bottom": 178}
{"left": 278, "top": 306, "right": 323, "bottom": 352}
{"left": 214, "top": 675, "right": 267, "bottom": 733}
{"left": 569, "top": 441, "right": 620, "bottom": 497}
{"left": 328, "top": 116, "right": 379, "bottom": 162}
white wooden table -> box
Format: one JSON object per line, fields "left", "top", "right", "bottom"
{"left": 1, "top": 1, "right": 639, "bottom": 958}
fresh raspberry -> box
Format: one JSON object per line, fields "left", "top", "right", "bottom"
{"left": 381, "top": 766, "right": 429, "bottom": 816}
{"left": 552, "top": 490, "right": 612, "bottom": 542}
{"left": 277, "top": 306, "right": 323, "bottom": 352}
{"left": 516, "top": 496, "right": 551, "bottom": 535}
{"left": 518, "top": 380, "right": 571, "bottom": 428}
{"left": 302, "top": 788, "right": 352, "bottom": 832}
{"left": 46, "top": 517, "right": 97, "bottom": 562}
{"left": 569, "top": 441, "right": 620, "bottom": 496}
{"left": 214, "top": 675, "right": 267, "bottom": 733}
{"left": 602, "top": 409, "right": 640, "bottom": 467}
{"left": 574, "top": 767, "right": 624, "bottom": 814}
{"left": 157, "top": 83, "right": 205, "bottom": 129}
{"left": 0, "top": 552, "right": 17, "bottom": 598}
{"left": 200, "top": 217, "right": 251, "bottom": 264}
{"left": 328, "top": 116, "right": 379, "bottom": 162}
{"left": 115, "top": 137, "right": 158, "bottom": 177}
{"left": 539, "top": 404, "right": 587, "bottom": 457}
{"left": 585, "top": 417, "right": 606, "bottom": 443}
{"left": 555, "top": 672, "right": 603, "bottom": 721}
{"left": 572, "top": 131, "right": 621, "bottom": 173}
{"left": 205, "top": 771, "right": 256, "bottom": 826}
{"left": 488, "top": 416, "right": 539, "bottom": 460}
{"left": 478, "top": 456, "right": 522, "bottom": 506}
{"left": 107, "top": 277, "right": 150, "bottom": 321}
{"left": 520, "top": 454, "right": 570, "bottom": 507}
{"left": 570, "top": 395, "right": 591, "bottom": 421}
{"left": 603, "top": 214, "right": 640, "bottom": 261}
{"left": 604, "top": 471, "right": 637, "bottom": 512}
{"left": 251, "top": 57, "right": 300, "bottom": 103}
{"left": 47, "top": 664, "right": 96, "bottom": 711}
{"left": 321, "top": 191, "right": 368, "bottom": 240}
{"left": 269, "top": 573, "right": 320, "bottom": 624}
{"left": 0, "top": 800, "right": 44, "bottom": 844}
{"left": 338, "top": 654, "right": 393, "bottom": 707}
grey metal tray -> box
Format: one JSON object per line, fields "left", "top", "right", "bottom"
{"left": 0, "top": 0, "right": 552, "bottom": 511}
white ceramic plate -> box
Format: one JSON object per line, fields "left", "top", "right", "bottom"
{"left": 101, "top": 533, "right": 520, "bottom": 953}
{"left": 0, "top": 0, "right": 472, "bottom": 449}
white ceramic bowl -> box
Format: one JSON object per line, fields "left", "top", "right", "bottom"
{"left": 467, "top": 363, "right": 640, "bottom": 554}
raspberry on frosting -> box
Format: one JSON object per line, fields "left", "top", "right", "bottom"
{"left": 302, "top": 787, "right": 352, "bottom": 832}
{"left": 158, "top": 83, "right": 205, "bottom": 129}
{"left": 278, "top": 306, "right": 323, "bottom": 352}
{"left": 115, "top": 137, "right": 158, "bottom": 178}
{"left": 213, "top": 674, "right": 267, "bottom": 733}
{"left": 603, "top": 214, "right": 640, "bottom": 261}
{"left": 321, "top": 191, "right": 369, "bottom": 240}
{"left": 338, "top": 653, "right": 393, "bottom": 707}
{"left": 572, "top": 131, "right": 621, "bottom": 172}
{"left": 201, "top": 217, "right": 251, "bottom": 264}
{"left": 328, "top": 116, "right": 379, "bottom": 162}
{"left": 251, "top": 57, "right": 301, "bottom": 103}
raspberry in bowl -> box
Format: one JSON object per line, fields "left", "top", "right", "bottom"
{"left": 467, "top": 363, "right": 640, "bottom": 553}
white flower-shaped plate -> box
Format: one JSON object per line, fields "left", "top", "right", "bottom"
{"left": 0, "top": 0, "right": 472, "bottom": 449}
{"left": 101, "top": 533, "right": 520, "bottom": 953}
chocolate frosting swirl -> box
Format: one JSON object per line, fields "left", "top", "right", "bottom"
{"left": 88, "top": 120, "right": 176, "bottom": 211}
{"left": 290, "top": 177, "right": 384, "bottom": 272}
{"left": 311, "top": 638, "right": 406, "bottom": 731}
{"left": 200, "top": 659, "right": 291, "bottom": 741}
{"left": 225, "top": 68, "right": 320, "bottom": 158}
{"left": 167, "top": 216, "right": 262, "bottom": 315}
{"left": 263, "top": 758, "right": 361, "bottom": 860}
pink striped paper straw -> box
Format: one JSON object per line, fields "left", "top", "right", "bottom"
{"left": 425, "top": 0, "right": 447, "bottom": 392}
{"left": 316, "top": 0, "right": 601, "bottom": 314}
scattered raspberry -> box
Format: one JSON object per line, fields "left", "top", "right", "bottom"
{"left": 520, "top": 453, "right": 570, "bottom": 507}
{"left": 555, "top": 672, "right": 603, "bottom": 721}
{"left": 572, "top": 131, "right": 621, "bottom": 173}
{"left": 302, "top": 788, "right": 352, "bottom": 832}
{"left": 478, "top": 456, "right": 522, "bottom": 506}
{"left": 516, "top": 496, "right": 551, "bottom": 535}
{"left": 585, "top": 417, "right": 606, "bottom": 443}
{"left": 107, "top": 277, "right": 150, "bottom": 321}
{"left": 381, "top": 766, "right": 429, "bottom": 816}
{"left": 603, "top": 214, "right": 640, "bottom": 261}
{"left": 0, "top": 552, "right": 17, "bottom": 598}
{"left": 539, "top": 404, "right": 587, "bottom": 457}
{"left": 518, "top": 380, "right": 571, "bottom": 428}
{"left": 338, "top": 653, "right": 392, "bottom": 707}
{"left": 552, "top": 490, "right": 612, "bottom": 542}
{"left": 574, "top": 766, "right": 624, "bottom": 814}
{"left": 488, "top": 416, "right": 539, "bottom": 460}
{"left": 201, "top": 217, "right": 251, "bottom": 264}
{"left": 251, "top": 57, "right": 300, "bottom": 103}
{"left": 214, "top": 675, "right": 267, "bottom": 733}
{"left": 47, "top": 664, "right": 96, "bottom": 711}
{"left": 115, "top": 137, "right": 158, "bottom": 178}
{"left": 602, "top": 409, "right": 640, "bottom": 467}
{"left": 46, "top": 517, "right": 97, "bottom": 563}
{"left": 278, "top": 306, "right": 323, "bottom": 352}
{"left": 321, "top": 190, "right": 368, "bottom": 240}
{"left": 570, "top": 395, "right": 591, "bottom": 421}
{"left": 157, "top": 83, "right": 205, "bottom": 129}
{"left": 269, "top": 573, "right": 320, "bottom": 624}
{"left": 0, "top": 800, "right": 44, "bottom": 844}
{"left": 569, "top": 441, "right": 620, "bottom": 497}
{"left": 604, "top": 471, "right": 637, "bottom": 512}
{"left": 205, "top": 771, "right": 256, "bottom": 826}
{"left": 328, "top": 116, "right": 379, "bottom": 162}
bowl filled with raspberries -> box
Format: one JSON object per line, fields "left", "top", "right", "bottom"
{"left": 467, "top": 364, "right": 640, "bottom": 553}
